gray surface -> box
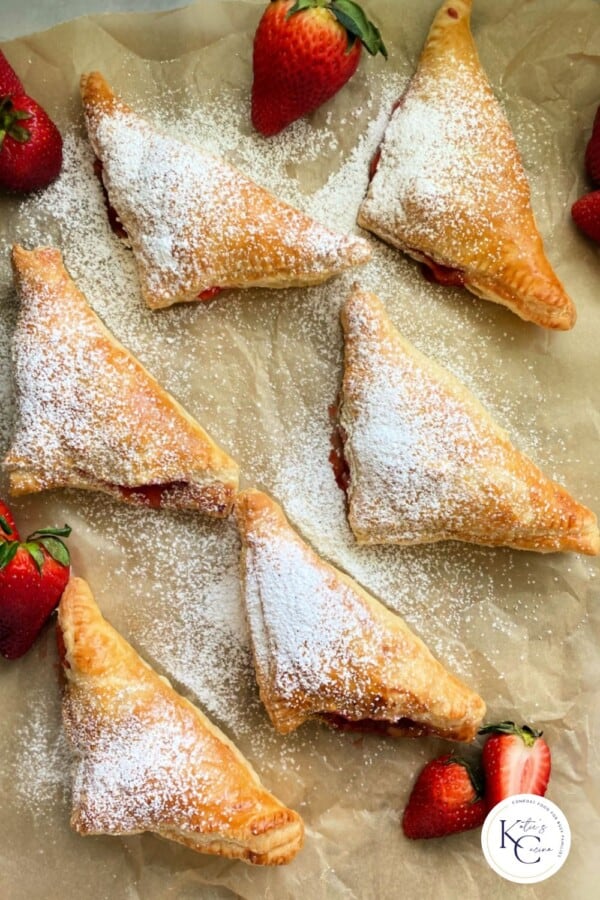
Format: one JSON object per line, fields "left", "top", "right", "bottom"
{"left": 0, "top": 0, "right": 184, "bottom": 40}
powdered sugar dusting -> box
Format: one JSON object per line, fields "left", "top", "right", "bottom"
{"left": 11, "top": 694, "right": 71, "bottom": 813}
{"left": 64, "top": 638, "right": 270, "bottom": 836}
{"left": 7, "top": 249, "right": 235, "bottom": 508}
{"left": 244, "top": 519, "right": 381, "bottom": 705}
{"left": 0, "top": 50, "right": 588, "bottom": 826}
{"left": 87, "top": 96, "right": 370, "bottom": 307}
{"left": 359, "top": 48, "right": 531, "bottom": 267}
{"left": 339, "top": 291, "right": 593, "bottom": 551}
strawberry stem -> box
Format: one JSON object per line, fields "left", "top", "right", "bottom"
{"left": 26, "top": 525, "right": 72, "bottom": 541}
{"left": 287, "top": 0, "right": 387, "bottom": 57}
{"left": 0, "top": 96, "right": 31, "bottom": 150}
{"left": 26, "top": 525, "right": 72, "bottom": 568}
{"left": 0, "top": 541, "right": 18, "bottom": 569}
{"left": 444, "top": 755, "right": 484, "bottom": 798}
{"left": 479, "top": 721, "right": 541, "bottom": 747}
{"left": 0, "top": 515, "right": 13, "bottom": 536}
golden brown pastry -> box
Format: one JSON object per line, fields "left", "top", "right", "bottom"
{"left": 339, "top": 287, "right": 599, "bottom": 554}
{"left": 358, "top": 0, "right": 576, "bottom": 330}
{"left": 58, "top": 576, "right": 304, "bottom": 865}
{"left": 4, "top": 245, "right": 239, "bottom": 515}
{"left": 80, "top": 71, "right": 371, "bottom": 310}
{"left": 235, "top": 488, "right": 486, "bottom": 742}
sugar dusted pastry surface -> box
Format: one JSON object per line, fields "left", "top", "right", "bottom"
{"left": 6, "top": 247, "right": 237, "bottom": 511}
{"left": 85, "top": 85, "right": 370, "bottom": 308}
{"left": 340, "top": 290, "right": 599, "bottom": 553}
{"left": 0, "top": 1, "right": 599, "bottom": 897}
{"left": 68, "top": 687, "right": 229, "bottom": 834}
{"left": 59, "top": 578, "right": 303, "bottom": 864}
{"left": 244, "top": 510, "right": 381, "bottom": 700}
{"left": 360, "top": 53, "right": 529, "bottom": 262}
{"left": 358, "top": 0, "right": 575, "bottom": 330}
{"left": 238, "top": 491, "right": 485, "bottom": 740}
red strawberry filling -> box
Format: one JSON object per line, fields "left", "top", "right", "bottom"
{"left": 323, "top": 713, "right": 429, "bottom": 736}
{"left": 368, "top": 147, "right": 382, "bottom": 180}
{"left": 116, "top": 482, "right": 190, "bottom": 509}
{"left": 94, "top": 158, "right": 128, "bottom": 240}
{"left": 368, "top": 96, "right": 405, "bottom": 179}
{"left": 114, "top": 481, "right": 229, "bottom": 515}
{"left": 328, "top": 403, "right": 350, "bottom": 494}
{"left": 420, "top": 257, "right": 465, "bottom": 287}
{"left": 197, "top": 286, "right": 223, "bottom": 302}
{"left": 94, "top": 158, "right": 222, "bottom": 300}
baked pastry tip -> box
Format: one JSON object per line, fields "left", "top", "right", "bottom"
{"left": 235, "top": 488, "right": 486, "bottom": 742}
{"left": 339, "top": 287, "right": 599, "bottom": 554}
{"left": 80, "top": 70, "right": 371, "bottom": 309}
{"left": 5, "top": 244, "right": 239, "bottom": 515}
{"left": 358, "top": 0, "right": 576, "bottom": 330}
{"left": 58, "top": 576, "right": 304, "bottom": 865}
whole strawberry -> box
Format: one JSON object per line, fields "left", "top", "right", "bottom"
{"left": 402, "top": 754, "right": 487, "bottom": 840}
{"left": 571, "top": 191, "right": 600, "bottom": 245}
{"left": 251, "top": 0, "right": 387, "bottom": 137}
{"left": 0, "top": 507, "right": 72, "bottom": 659}
{"left": 585, "top": 105, "right": 600, "bottom": 186}
{"left": 0, "top": 94, "right": 63, "bottom": 193}
{"left": 0, "top": 50, "right": 24, "bottom": 95}
{"left": 479, "top": 721, "right": 551, "bottom": 811}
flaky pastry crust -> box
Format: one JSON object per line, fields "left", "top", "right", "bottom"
{"left": 80, "top": 71, "right": 371, "bottom": 309}
{"left": 358, "top": 0, "right": 576, "bottom": 330}
{"left": 4, "top": 245, "right": 239, "bottom": 515}
{"left": 340, "top": 287, "right": 599, "bottom": 554}
{"left": 235, "top": 489, "right": 486, "bottom": 742}
{"left": 58, "top": 577, "right": 304, "bottom": 865}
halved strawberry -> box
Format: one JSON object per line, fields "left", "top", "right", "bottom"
{"left": 479, "top": 721, "right": 551, "bottom": 811}
{"left": 402, "top": 754, "right": 487, "bottom": 840}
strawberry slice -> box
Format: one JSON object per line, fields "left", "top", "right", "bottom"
{"left": 479, "top": 721, "right": 551, "bottom": 811}
{"left": 402, "top": 754, "right": 487, "bottom": 840}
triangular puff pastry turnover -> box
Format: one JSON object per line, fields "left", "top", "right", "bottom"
{"left": 235, "top": 489, "right": 486, "bottom": 742}
{"left": 358, "top": 0, "right": 576, "bottom": 330}
{"left": 339, "top": 288, "right": 600, "bottom": 554}
{"left": 58, "top": 577, "right": 304, "bottom": 865}
{"left": 4, "top": 245, "right": 239, "bottom": 515}
{"left": 80, "top": 71, "right": 371, "bottom": 309}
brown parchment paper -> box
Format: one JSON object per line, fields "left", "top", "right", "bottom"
{"left": 1, "top": 1, "right": 599, "bottom": 897}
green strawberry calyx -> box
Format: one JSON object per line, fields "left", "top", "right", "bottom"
{"left": 0, "top": 514, "right": 14, "bottom": 536}
{"left": 0, "top": 96, "right": 32, "bottom": 150}
{"left": 443, "top": 755, "right": 484, "bottom": 799}
{"left": 287, "top": 0, "right": 388, "bottom": 58}
{"left": 479, "top": 721, "right": 542, "bottom": 748}
{"left": 0, "top": 524, "right": 72, "bottom": 573}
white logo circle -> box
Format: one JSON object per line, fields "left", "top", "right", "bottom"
{"left": 481, "top": 794, "right": 571, "bottom": 884}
